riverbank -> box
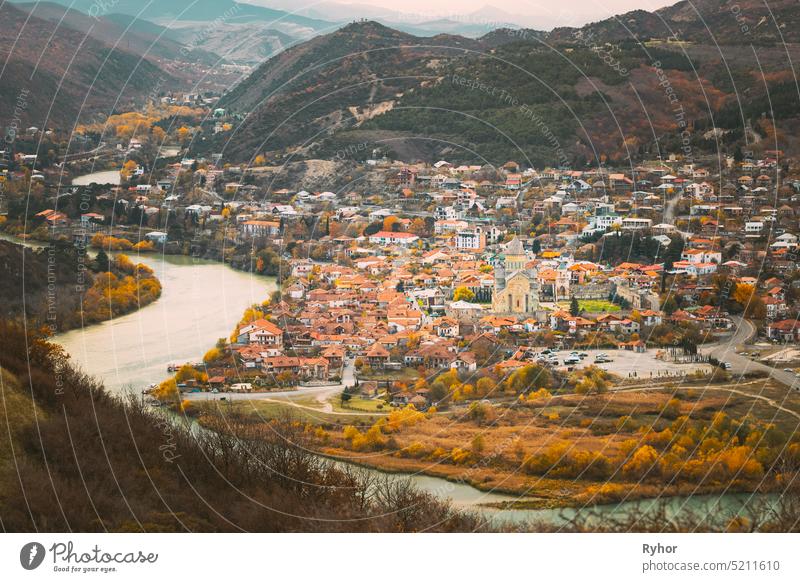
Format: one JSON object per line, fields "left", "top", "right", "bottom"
{"left": 318, "top": 451, "right": 786, "bottom": 530}
{"left": 1, "top": 322, "right": 483, "bottom": 532}
{"left": 184, "top": 398, "right": 791, "bottom": 529}
{"left": 0, "top": 237, "right": 161, "bottom": 333}
{"left": 316, "top": 445, "right": 790, "bottom": 510}
{"left": 1, "top": 222, "right": 284, "bottom": 282}
{"left": 191, "top": 371, "right": 800, "bottom": 514}
{"left": 57, "top": 251, "right": 278, "bottom": 393}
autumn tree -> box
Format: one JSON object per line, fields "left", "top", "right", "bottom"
{"left": 622, "top": 445, "right": 660, "bottom": 479}
{"left": 120, "top": 160, "right": 138, "bottom": 179}
{"left": 476, "top": 376, "right": 497, "bottom": 397}
{"left": 409, "top": 217, "right": 427, "bottom": 235}
{"left": 506, "top": 365, "right": 551, "bottom": 394}
{"left": 382, "top": 216, "right": 400, "bottom": 232}
{"left": 732, "top": 283, "right": 755, "bottom": 309}
{"left": 732, "top": 283, "right": 766, "bottom": 319}
{"left": 453, "top": 286, "right": 475, "bottom": 302}
{"left": 151, "top": 126, "right": 166, "bottom": 143}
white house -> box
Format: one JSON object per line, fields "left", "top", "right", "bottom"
{"left": 621, "top": 217, "right": 652, "bottom": 230}
{"left": 368, "top": 231, "right": 419, "bottom": 247}
{"left": 745, "top": 221, "right": 764, "bottom": 234}
{"left": 455, "top": 228, "right": 486, "bottom": 251}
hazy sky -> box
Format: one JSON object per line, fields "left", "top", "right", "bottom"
{"left": 254, "top": 0, "right": 681, "bottom": 28}
{"left": 335, "top": 0, "right": 678, "bottom": 27}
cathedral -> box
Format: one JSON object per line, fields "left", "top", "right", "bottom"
{"left": 491, "top": 237, "right": 542, "bottom": 317}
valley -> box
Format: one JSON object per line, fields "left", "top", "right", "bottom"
{"left": 2, "top": 0, "right": 800, "bottom": 536}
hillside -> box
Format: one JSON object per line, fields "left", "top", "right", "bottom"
{"left": 9, "top": 0, "right": 346, "bottom": 68}
{"left": 211, "top": 1, "right": 800, "bottom": 166}
{"left": 15, "top": 2, "right": 221, "bottom": 66}
{"left": 0, "top": 240, "right": 162, "bottom": 332}
{"left": 0, "top": 321, "right": 485, "bottom": 532}
{"left": 0, "top": 240, "right": 84, "bottom": 330}
{"left": 163, "top": 21, "right": 300, "bottom": 66}
{"left": 550, "top": 0, "right": 800, "bottom": 43}
{"left": 0, "top": 3, "right": 173, "bottom": 128}
{"left": 212, "top": 21, "right": 500, "bottom": 160}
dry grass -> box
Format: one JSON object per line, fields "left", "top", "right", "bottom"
{"left": 0, "top": 368, "right": 44, "bottom": 472}
{"left": 286, "top": 380, "right": 800, "bottom": 503}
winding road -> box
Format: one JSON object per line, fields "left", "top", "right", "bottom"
{"left": 182, "top": 360, "right": 357, "bottom": 404}
{"left": 701, "top": 315, "right": 800, "bottom": 390}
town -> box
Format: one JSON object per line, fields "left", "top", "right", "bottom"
{"left": 4, "top": 127, "right": 800, "bottom": 399}
{"left": 3, "top": 86, "right": 800, "bottom": 510}
{"left": 4, "top": 0, "right": 800, "bottom": 541}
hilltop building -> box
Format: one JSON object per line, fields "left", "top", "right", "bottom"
{"left": 492, "top": 237, "right": 542, "bottom": 317}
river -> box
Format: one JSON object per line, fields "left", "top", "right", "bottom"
{"left": 1, "top": 233, "right": 275, "bottom": 393}
{"left": 329, "top": 458, "right": 779, "bottom": 529}
{"left": 56, "top": 252, "right": 278, "bottom": 393}
{"left": 0, "top": 232, "right": 780, "bottom": 529}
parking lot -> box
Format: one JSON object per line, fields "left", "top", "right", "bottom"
{"left": 545, "top": 348, "right": 713, "bottom": 379}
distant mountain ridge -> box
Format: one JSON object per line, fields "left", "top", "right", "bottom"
{"left": 0, "top": 3, "right": 172, "bottom": 128}
{"left": 9, "top": 0, "right": 335, "bottom": 29}
{"left": 550, "top": 0, "right": 800, "bottom": 43}
{"left": 211, "top": 1, "right": 800, "bottom": 165}
{"left": 213, "top": 20, "right": 500, "bottom": 159}
{"left": 14, "top": 2, "right": 222, "bottom": 66}
{"left": 8, "top": 0, "right": 341, "bottom": 67}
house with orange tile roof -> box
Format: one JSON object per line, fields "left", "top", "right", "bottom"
{"left": 237, "top": 319, "right": 284, "bottom": 347}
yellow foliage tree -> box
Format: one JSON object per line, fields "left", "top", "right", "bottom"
{"left": 622, "top": 445, "right": 660, "bottom": 479}
{"left": 453, "top": 286, "right": 475, "bottom": 302}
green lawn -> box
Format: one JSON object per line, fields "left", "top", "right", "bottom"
{"left": 357, "top": 367, "right": 421, "bottom": 382}
{"left": 335, "top": 395, "right": 388, "bottom": 413}
{"left": 193, "top": 399, "right": 378, "bottom": 427}
{"left": 558, "top": 300, "right": 620, "bottom": 313}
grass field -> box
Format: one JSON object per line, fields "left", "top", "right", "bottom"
{"left": 334, "top": 395, "right": 388, "bottom": 413}
{"left": 190, "top": 397, "right": 381, "bottom": 428}
{"left": 558, "top": 299, "right": 620, "bottom": 313}
{"left": 357, "top": 367, "right": 422, "bottom": 381}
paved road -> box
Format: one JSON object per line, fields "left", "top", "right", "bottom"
{"left": 701, "top": 316, "right": 800, "bottom": 390}
{"left": 183, "top": 360, "right": 356, "bottom": 403}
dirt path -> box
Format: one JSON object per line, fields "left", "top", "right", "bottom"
{"left": 612, "top": 380, "right": 800, "bottom": 421}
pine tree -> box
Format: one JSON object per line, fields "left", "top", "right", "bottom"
{"left": 94, "top": 248, "right": 111, "bottom": 273}
{"left": 570, "top": 296, "right": 580, "bottom": 316}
